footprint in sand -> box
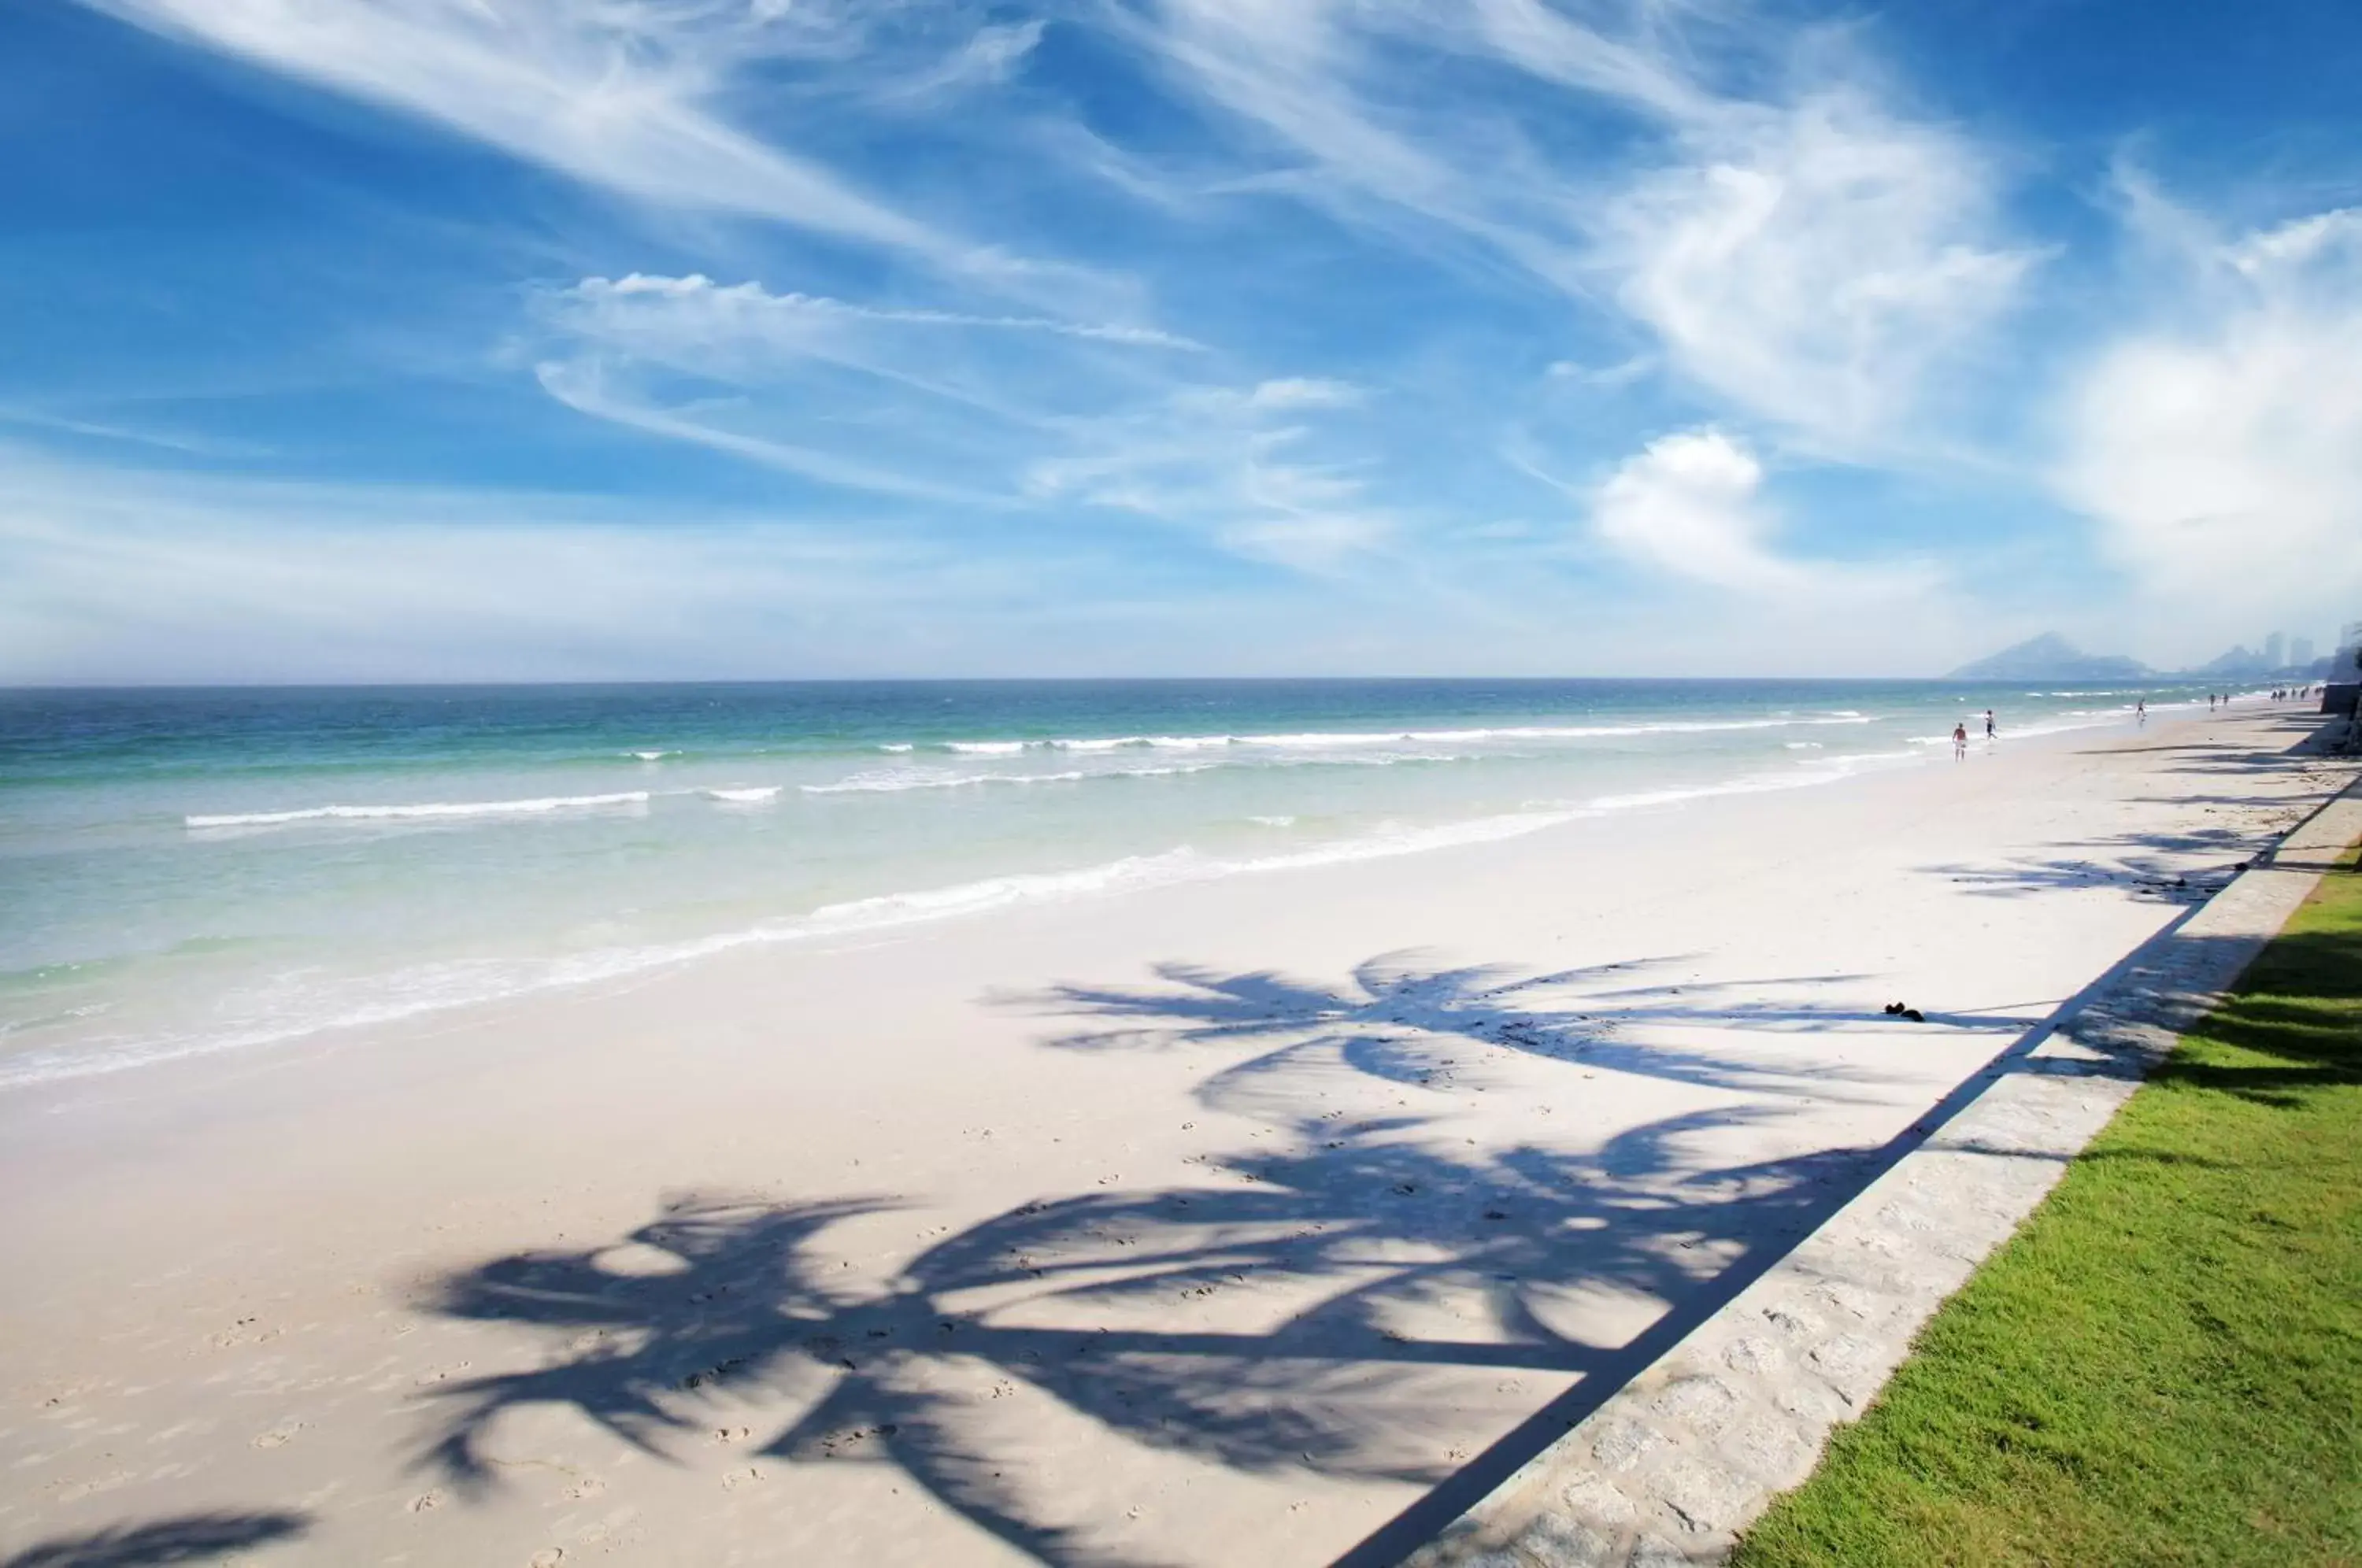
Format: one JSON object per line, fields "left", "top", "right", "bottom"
{"left": 721, "top": 1466, "right": 764, "bottom": 1490}
{"left": 408, "top": 1489, "right": 447, "bottom": 1514}
{"left": 209, "top": 1316, "right": 263, "bottom": 1348}
{"left": 251, "top": 1422, "right": 305, "bottom": 1449}
{"left": 53, "top": 1470, "right": 132, "bottom": 1504}
{"left": 529, "top": 1551, "right": 565, "bottom": 1568}
{"left": 710, "top": 1426, "right": 753, "bottom": 1446}
{"left": 565, "top": 1477, "right": 605, "bottom": 1500}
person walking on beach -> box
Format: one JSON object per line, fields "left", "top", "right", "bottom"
{"left": 2137, "top": 699, "right": 2146, "bottom": 725}
{"left": 1953, "top": 722, "right": 1968, "bottom": 760}
{"left": 1984, "top": 708, "right": 1996, "bottom": 740}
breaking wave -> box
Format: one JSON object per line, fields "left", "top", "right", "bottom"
{"left": 187, "top": 792, "right": 651, "bottom": 830}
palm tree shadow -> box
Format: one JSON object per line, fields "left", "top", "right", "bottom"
{"left": 417, "top": 1125, "right": 1879, "bottom": 1566}
{"left": 413, "top": 949, "right": 2000, "bottom": 1565}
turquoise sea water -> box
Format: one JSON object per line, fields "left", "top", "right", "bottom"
{"left": 0, "top": 679, "right": 2220, "bottom": 1088}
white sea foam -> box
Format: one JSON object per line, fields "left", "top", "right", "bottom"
{"left": 864, "top": 715, "right": 1890, "bottom": 763}
{"left": 705, "top": 786, "right": 781, "bottom": 804}
{"left": 629, "top": 749, "right": 677, "bottom": 761}
{"left": 186, "top": 792, "right": 651, "bottom": 830}
{"left": 805, "top": 761, "right": 1216, "bottom": 795}
{"left": 1586, "top": 775, "right": 1814, "bottom": 812}
{"left": 879, "top": 743, "right": 916, "bottom": 753}
{"left": 800, "top": 851, "right": 1203, "bottom": 929}
{"left": 805, "top": 769, "right": 1090, "bottom": 795}
{"left": 1819, "top": 749, "right": 1925, "bottom": 767}
{"left": 950, "top": 715, "right": 1885, "bottom": 754}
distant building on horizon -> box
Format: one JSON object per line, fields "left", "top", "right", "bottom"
{"left": 2290, "top": 635, "right": 2315, "bottom": 670}
{"left": 2263, "top": 632, "right": 2285, "bottom": 670}
{"left": 2337, "top": 620, "right": 2362, "bottom": 675}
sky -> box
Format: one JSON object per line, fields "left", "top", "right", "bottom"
{"left": 4, "top": 0, "right": 2360, "bottom": 682}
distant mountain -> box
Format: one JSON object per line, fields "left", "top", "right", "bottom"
{"left": 1946, "top": 633, "right": 2152, "bottom": 682}
{"left": 2197, "top": 645, "right": 2268, "bottom": 675}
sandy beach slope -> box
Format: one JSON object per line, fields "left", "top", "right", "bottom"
{"left": 2, "top": 706, "right": 2354, "bottom": 1567}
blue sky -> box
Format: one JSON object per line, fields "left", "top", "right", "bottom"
{"left": 4, "top": 0, "right": 2360, "bottom": 682}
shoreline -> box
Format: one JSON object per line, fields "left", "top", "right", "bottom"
{"left": 3, "top": 705, "right": 2354, "bottom": 1566}
{"left": 2, "top": 695, "right": 2225, "bottom": 1096}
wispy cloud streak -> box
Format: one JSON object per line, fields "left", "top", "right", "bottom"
{"left": 1114, "top": 0, "right": 2034, "bottom": 453}
{"left": 81, "top": 0, "right": 968, "bottom": 264}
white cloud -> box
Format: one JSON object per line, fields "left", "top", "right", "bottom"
{"left": 1244, "top": 377, "right": 1363, "bottom": 409}
{"left": 1026, "top": 379, "right": 1392, "bottom": 570}
{"left": 536, "top": 269, "right": 1255, "bottom": 520}
{"left": 2057, "top": 203, "right": 2362, "bottom": 645}
{"left": 1601, "top": 94, "right": 2034, "bottom": 453}
{"left": 1217, "top": 510, "right": 1389, "bottom": 571}
{"left": 539, "top": 275, "right": 1386, "bottom": 569}
{"left": 871, "top": 18, "right": 1046, "bottom": 104}
{"left": 1547, "top": 354, "right": 1654, "bottom": 389}
{"left": 533, "top": 272, "right": 1200, "bottom": 503}
{"left": 1122, "top": 2, "right": 2032, "bottom": 454}
{"left": 1122, "top": 0, "right": 1560, "bottom": 280}
{"left": 1591, "top": 427, "right": 1936, "bottom": 597}
{"left": 77, "top": 0, "right": 999, "bottom": 270}
{"left": 1594, "top": 428, "right": 1801, "bottom": 590}
{"left": 0, "top": 407, "right": 272, "bottom": 458}
{"left": 562, "top": 275, "right": 1201, "bottom": 357}
{"left": 533, "top": 358, "right": 1004, "bottom": 505}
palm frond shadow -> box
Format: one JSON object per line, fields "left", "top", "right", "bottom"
{"left": 1016, "top": 949, "right": 2015, "bottom": 1115}
{"left": 1, "top": 1512, "right": 309, "bottom": 1568}
{"left": 1920, "top": 816, "right": 2296, "bottom": 903}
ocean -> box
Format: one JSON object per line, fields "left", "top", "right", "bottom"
{"left": 0, "top": 678, "right": 2219, "bottom": 1089}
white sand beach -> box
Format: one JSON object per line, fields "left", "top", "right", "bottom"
{"left": 3, "top": 706, "right": 2355, "bottom": 1568}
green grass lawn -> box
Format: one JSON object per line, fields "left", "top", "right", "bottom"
{"left": 1732, "top": 845, "right": 2362, "bottom": 1568}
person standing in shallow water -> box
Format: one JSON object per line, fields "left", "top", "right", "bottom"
{"left": 1953, "top": 722, "right": 1969, "bottom": 760}
{"left": 1984, "top": 708, "right": 1996, "bottom": 740}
